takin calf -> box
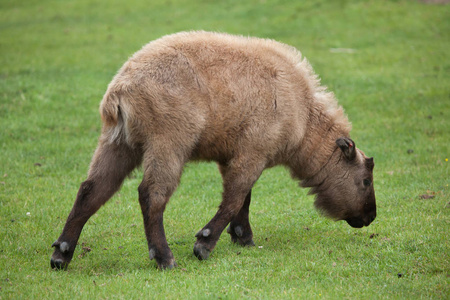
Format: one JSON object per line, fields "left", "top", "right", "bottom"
{"left": 51, "top": 31, "right": 376, "bottom": 270}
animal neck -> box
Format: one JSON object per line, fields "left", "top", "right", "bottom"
{"left": 289, "top": 94, "right": 350, "bottom": 180}
{"left": 296, "top": 125, "right": 342, "bottom": 180}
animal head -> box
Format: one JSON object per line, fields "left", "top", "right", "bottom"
{"left": 306, "top": 137, "right": 376, "bottom": 228}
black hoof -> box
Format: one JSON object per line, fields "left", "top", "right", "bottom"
{"left": 193, "top": 243, "right": 211, "bottom": 260}
{"left": 227, "top": 225, "right": 255, "bottom": 246}
{"left": 50, "top": 258, "right": 68, "bottom": 270}
{"left": 231, "top": 236, "right": 255, "bottom": 246}
{"left": 157, "top": 259, "right": 177, "bottom": 270}
{"left": 149, "top": 248, "right": 177, "bottom": 270}
{"left": 51, "top": 240, "right": 72, "bottom": 270}
{"left": 243, "top": 239, "right": 255, "bottom": 247}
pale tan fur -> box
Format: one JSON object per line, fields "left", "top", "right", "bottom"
{"left": 51, "top": 32, "right": 374, "bottom": 270}
{"left": 100, "top": 31, "right": 351, "bottom": 180}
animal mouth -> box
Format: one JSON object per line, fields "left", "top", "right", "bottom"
{"left": 345, "top": 218, "right": 365, "bottom": 228}
{"left": 345, "top": 210, "right": 376, "bottom": 228}
{"left": 345, "top": 217, "right": 372, "bottom": 228}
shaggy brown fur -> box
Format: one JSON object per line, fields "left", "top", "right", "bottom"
{"left": 51, "top": 31, "right": 376, "bottom": 270}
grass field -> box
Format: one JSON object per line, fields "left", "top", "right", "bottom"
{"left": 1, "top": 0, "right": 449, "bottom": 298}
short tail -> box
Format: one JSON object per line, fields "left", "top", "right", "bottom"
{"left": 99, "top": 91, "right": 129, "bottom": 144}
{"left": 100, "top": 91, "right": 121, "bottom": 127}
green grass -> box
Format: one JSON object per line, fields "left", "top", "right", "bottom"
{"left": 1, "top": 0, "right": 449, "bottom": 298}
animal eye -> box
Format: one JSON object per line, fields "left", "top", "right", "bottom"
{"left": 363, "top": 179, "right": 371, "bottom": 187}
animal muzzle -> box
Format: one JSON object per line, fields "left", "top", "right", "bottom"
{"left": 345, "top": 212, "right": 376, "bottom": 228}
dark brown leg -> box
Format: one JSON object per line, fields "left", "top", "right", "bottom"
{"left": 193, "top": 161, "right": 264, "bottom": 260}
{"left": 137, "top": 150, "right": 184, "bottom": 269}
{"left": 50, "top": 141, "right": 141, "bottom": 270}
{"left": 138, "top": 181, "right": 177, "bottom": 269}
{"left": 227, "top": 190, "right": 255, "bottom": 246}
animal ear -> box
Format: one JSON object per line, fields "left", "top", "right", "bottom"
{"left": 366, "top": 157, "right": 374, "bottom": 171}
{"left": 336, "top": 137, "right": 356, "bottom": 161}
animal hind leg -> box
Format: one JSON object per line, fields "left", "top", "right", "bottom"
{"left": 138, "top": 149, "right": 184, "bottom": 269}
{"left": 50, "top": 140, "right": 141, "bottom": 270}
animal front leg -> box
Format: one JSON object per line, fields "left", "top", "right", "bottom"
{"left": 227, "top": 190, "right": 255, "bottom": 246}
{"left": 194, "top": 161, "right": 263, "bottom": 260}
{"left": 193, "top": 195, "right": 248, "bottom": 261}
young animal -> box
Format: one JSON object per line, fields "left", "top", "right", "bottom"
{"left": 50, "top": 31, "right": 376, "bottom": 270}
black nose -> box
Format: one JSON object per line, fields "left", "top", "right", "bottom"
{"left": 346, "top": 218, "right": 365, "bottom": 228}
{"left": 361, "top": 213, "right": 376, "bottom": 227}
{"left": 346, "top": 211, "right": 376, "bottom": 228}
